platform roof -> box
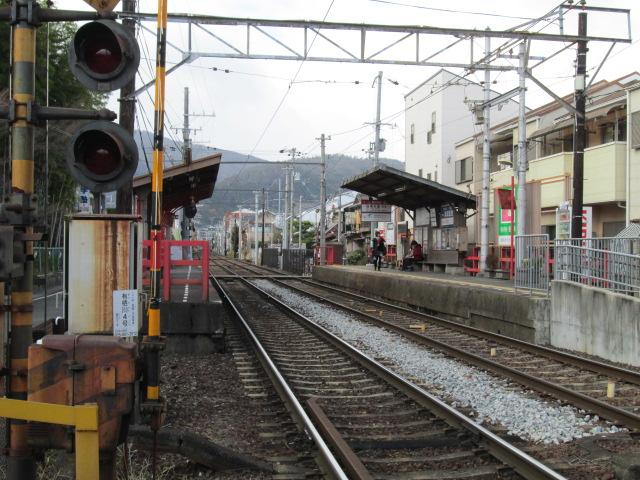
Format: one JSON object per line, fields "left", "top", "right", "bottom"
{"left": 133, "top": 153, "right": 222, "bottom": 212}
{"left": 341, "top": 164, "right": 476, "bottom": 211}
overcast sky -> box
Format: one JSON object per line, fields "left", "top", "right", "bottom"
{"left": 56, "top": 0, "right": 639, "bottom": 165}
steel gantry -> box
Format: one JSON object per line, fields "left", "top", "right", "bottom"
{"left": 123, "top": 4, "right": 631, "bottom": 273}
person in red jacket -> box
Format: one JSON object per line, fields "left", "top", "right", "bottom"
{"left": 402, "top": 240, "right": 423, "bottom": 271}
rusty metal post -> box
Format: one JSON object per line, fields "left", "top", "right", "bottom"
{"left": 143, "top": 0, "right": 168, "bottom": 442}
{"left": 7, "top": 1, "right": 37, "bottom": 478}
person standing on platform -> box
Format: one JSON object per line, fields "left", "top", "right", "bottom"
{"left": 372, "top": 231, "right": 386, "bottom": 271}
{"left": 402, "top": 240, "right": 423, "bottom": 271}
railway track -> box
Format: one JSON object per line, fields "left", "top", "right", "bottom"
{"left": 212, "top": 261, "right": 568, "bottom": 479}
{"left": 213, "top": 257, "right": 640, "bottom": 433}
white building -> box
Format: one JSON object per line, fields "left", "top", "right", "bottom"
{"left": 404, "top": 69, "right": 522, "bottom": 188}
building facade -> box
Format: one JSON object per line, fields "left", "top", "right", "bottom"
{"left": 405, "top": 69, "right": 521, "bottom": 187}
{"left": 454, "top": 72, "right": 640, "bottom": 244}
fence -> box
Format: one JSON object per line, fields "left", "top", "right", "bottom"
{"left": 142, "top": 240, "right": 210, "bottom": 302}
{"left": 282, "top": 248, "right": 313, "bottom": 276}
{"left": 514, "top": 234, "right": 550, "bottom": 294}
{"left": 554, "top": 237, "right": 640, "bottom": 296}
{"left": 33, "top": 246, "right": 64, "bottom": 278}
{"left": 262, "top": 248, "right": 280, "bottom": 268}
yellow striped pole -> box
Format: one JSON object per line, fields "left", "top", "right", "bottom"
{"left": 145, "top": 0, "right": 168, "bottom": 427}
{"left": 8, "top": 1, "right": 37, "bottom": 479}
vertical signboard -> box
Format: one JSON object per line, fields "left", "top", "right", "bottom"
{"left": 113, "top": 289, "right": 139, "bottom": 337}
{"left": 497, "top": 187, "right": 516, "bottom": 246}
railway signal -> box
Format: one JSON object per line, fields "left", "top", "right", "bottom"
{"left": 66, "top": 120, "right": 139, "bottom": 193}
{"left": 69, "top": 19, "right": 140, "bottom": 92}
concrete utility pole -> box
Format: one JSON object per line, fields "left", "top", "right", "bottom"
{"left": 298, "top": 194, "right": 303, "bottom": 247}
{"left": 318, "top": 133, "right": 329, "bottom": 265}
{"left": 480, "top": 33, "right": 491, "bottom": 273}
{"left": 182, "top": 86, "right": 192, "bottom": 164}
{"left": 116, "top": 0, "right": 136, "bottom": 214}
{"left": 571, "top": 12, "right": 588, "bottom": 239}
{"left": 282, "top": 168, "right": 290, "bottom": 249}
{"left": 254, "top": 191, "right": 259, "bottom": 265}
{"left": 289, "top": 167, "right": 295, "bottom": 247}
{"left": 516, "top": 41, "right": 529, "bottom": 237}
{"left": 373, "top": 71, "right": 383, "bottom": 167}
{"left": 261, "top": 188, "right": 266, "bottom": 264}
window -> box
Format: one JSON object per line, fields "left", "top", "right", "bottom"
{"left": 427, "top": 131, "right": 432, "bottom": 144}
{"left": 410, "top": 123, "right": 415, "bottom": 144}
{"left": 431, "top": 111, "right": 436, "bottom": 133}
{"left": 631, "top": 111, "right": 640, "bottom": 148}
{"left": 455, "top": 157, "right": 473, "bottom": 184}
{"left": 418, "top": 168, "right": 423, "bottom": 178}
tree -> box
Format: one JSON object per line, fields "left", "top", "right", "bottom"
{"left": 292, "top": 220, "right": 316, "bottom": 248}
{"left": 0, "top": 12, "right": 107, "bottom": 245}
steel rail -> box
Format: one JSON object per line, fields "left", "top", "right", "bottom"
{"left": 211, "top": 275, "right": 349, "bottom": 480}
{"left": 272, "top": 278, "right": 640, "bottom": 431}
{"left": 296, "top": 278, "right": 640, "bottom": 386}
{"left": 235, "top": 276, "right": 566, "bottom": 480}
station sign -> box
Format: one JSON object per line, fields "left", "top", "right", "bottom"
{"left": 113, "top": 289, "right": 138, "bottom": 337}
{"left": 361, "top": 199, "right": 391, "bottom": 222}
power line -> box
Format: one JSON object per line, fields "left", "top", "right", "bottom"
{"left": 248, "top": 0, "right": 336, "bottom": 157}
{"left": 368, "top": 0, "right": 537, "bottom": 21}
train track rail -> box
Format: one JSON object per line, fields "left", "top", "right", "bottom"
{"left": 212, "top": 257, "right": 640, "bottom": 433}
{"left": 212, "top": 262, "right": 567, "bottom": 480}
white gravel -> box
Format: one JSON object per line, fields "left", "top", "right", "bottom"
{"left": 253, "top": 279, "right": 622, "bottom": 444}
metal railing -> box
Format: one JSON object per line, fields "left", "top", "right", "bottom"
{"left": 554, "top": 237, "right": 640, "bottom": 296}
{"left": 515, "top": 234, "right": 550, "bottom": 295}
{"left": 282, "top": 248, "right": 314, "bottom": 276}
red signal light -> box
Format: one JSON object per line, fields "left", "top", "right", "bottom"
{"left": 69, "top": 20, "right": 140, "bottom": 92}
{"left": 67, "top": 121, "right": 139, "bottom": 193}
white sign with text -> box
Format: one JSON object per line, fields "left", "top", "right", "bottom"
{"left": 113, "top": 289, "right": 138, "bottom": 337}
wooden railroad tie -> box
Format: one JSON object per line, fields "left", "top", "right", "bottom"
{"left": 408, "top": 324, "right": 426, "bottom": 332}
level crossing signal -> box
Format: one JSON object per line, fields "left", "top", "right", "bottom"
{"left": 67, "top": 19, "right": 140, "bottom": 193}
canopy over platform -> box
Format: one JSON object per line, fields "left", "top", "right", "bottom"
{"left": 341, "top": 164, "right": 476, "bottom": 211}
{"left": 133, "top": 153, "right": 222, "bottom": 212}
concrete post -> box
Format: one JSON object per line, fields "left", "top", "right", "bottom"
{"left": 480, "top": 33, "right": 491, "bottom": 273}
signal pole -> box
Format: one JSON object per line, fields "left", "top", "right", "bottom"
{"left": 261, "top": 188, "right": 266, "bottom": 265}
{"left": 8, "top": 2, "right": 37, "bottom": 477}
{"left": 254, "top": 191, "right": 259, "bottom": 264}
{"left": 116, "top": 0, "right": 137, "bottom": 214}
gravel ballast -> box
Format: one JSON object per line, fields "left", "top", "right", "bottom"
{"left": 253, "top": 279, "right": 621, "bottom": 444}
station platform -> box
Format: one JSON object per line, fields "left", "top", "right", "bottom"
{"left": 152, "top": 265, "right": 226, "bottom": 354}
{"left": 312, "top": 265, "right": 550, "bottom": 344}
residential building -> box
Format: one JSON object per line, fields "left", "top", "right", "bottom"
{"left": 453, "top": 72, "right": 640, "bottom": 244}
{"left": 405, "top": 69, "right": 521, "bottom": 187}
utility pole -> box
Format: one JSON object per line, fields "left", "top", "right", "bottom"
{"left": 298, "top": 194, "right": 303, "bottom": 248}
{"left": 318, "top": 133, "right": 329, "bottom": 265}
{"left": 254, "top": 191, "right": 259, "bottom": 265}
{"left": 261, "top": 188, "right": 266, "bottom": 265}
{"left": 116, "top": 0, "right": 136, "bottom": 214}
{"left": 182, "top": 86, "right": 192, "bottom": 164}
{"left": 373, "top": 71, "right": 383, "bottom": 167}
{"left": 571, "top": 12, "right": 588, "bottom": 239}
{"left": 282, "top": 168, "right": 290, "bottom": 249}
{"left": 480, "top": 32, "right": 491, "bottom": 273}
{"left": 516, "top": 40, "right": 529, "bottom": 237}
{"left": 289, "top": 167, "right": 294, "bottom": 248}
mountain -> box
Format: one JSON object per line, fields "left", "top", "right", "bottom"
{"left": 133, "top": 131, "right": 404, "bottom": 225}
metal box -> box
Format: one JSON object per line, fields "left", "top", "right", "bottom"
{"left": 64, "top": 214, "right": 143, "bottom": 335}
